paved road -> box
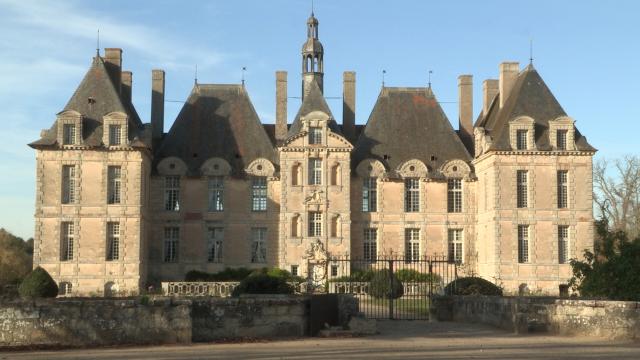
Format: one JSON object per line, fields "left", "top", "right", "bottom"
{"left": 2, "top": 321, "right": 640, "bottom": 359}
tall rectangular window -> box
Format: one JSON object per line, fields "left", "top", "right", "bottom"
{"left": 109, "top": 124, "right": 122, "bottom": 146}
{"left": 251, "top": 227, "right": 267, "bottom": 263}
{"left": 448, "top": 229, "right": 463, "bottom": 263}
{"left": 208, "top": 176, "right": 224, "bottom": 212}
{"left": 60, "top": 222, "right": 74, "bottom": 261}
{"left": 106, "top": 222, "right": 120, "bottom": 261}
{"left": 557, "top": 170, "right": 568, "bottom": 209}
{"left": 308, "top": 158, "right": 322, "bottom": 185}
{"left": 558, "top": 225, "right": 570, "bottom": 264}
{"left": 309, "top": 127, "right": 322, "bottom": 145}
{"left": 62, "top": 165, "right": 76, "bottom": 204}
{"left": 516, "top": 129, "right": 528, "bottom": 150}
{"left": 63, "top": 124, "right": 76, "bottom": 145}
{"left": 107, "top": 166, "right": 122, "bottom": 204}
{"left": 518, "top": 225, "right": 529, "bottom": 263}
{"left": 404, "top": 178, "right": 420, "bottom": 212}
{"left": 362, "top": 177, "right": 377, "bottom": 212}
{"left": 207, "top": 227, "right": 224, "bottom": 263}
{"left": 447, "top": 179, "right": 463, "bottom": 213}
{"left": 557, "top": 129, "right": 568, "bottom": 150}
{"left": 308, "top": 212, "right": 322, "bottom": 237}
{"left": 405, "top": 228, "right": 420, "bottom": 262}
{"left": 163, "top": 227, "right": 179, "bottom": 263}
{"left": 164, "top": 176, "right": 180, "bottom": 211}
{"left": 251, "top": 177, "right": 267, "bottom": 211}
{"left": 363, "top": 228, "right": 377, "bottom": 261}
{"left": 516, "top": 170, "right": 528, "bottom": 208}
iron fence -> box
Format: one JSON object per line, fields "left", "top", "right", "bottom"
{"left": 323, "top": 256, "right": 459, "bottom": 320}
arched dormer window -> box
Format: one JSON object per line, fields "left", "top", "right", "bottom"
{"left": 103, "top": 112, "right": 128, "bottom": 147}
{"left": 549, "top": 116, "right": 576, "bottom": 151}
{"left": 56, "top": 110, "right": 82, "bottom": 146}
{"left": 509, "top": 116, "right": 535, "bottom": 151}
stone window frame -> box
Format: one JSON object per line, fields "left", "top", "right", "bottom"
{"left": 102, "top": 112, "right": 128, "bottom": 147}
{"left": 404, "top": 178, "right": 421, "bottom": 213}
{"left": 250, "top": 227, "right": 267, "bottom": 263}
{"left": 557, "top": 170, "right": 569, "bottom": 209}
{"left": 56, "top": 110, "right": 83, "bottom": 147}
{"left": 404, "top": 228, "right": 421, "bottom": 262}
{"left": 300, "top": 111, "right": 330, "bottom": 147}
{"left": 251, "top": 176, "right": 268, "bottom": 212}
{"left": 60, "top": 220, "right": 76, "bottom": 262}
{"left": 516, "top": 169, "right": 529, "bottom": 208}
{"left": 164, "top": 175, "right": 181, "bottom": 212}
{"left": 517, "top": 224, "right": 530, "bottom": 263}
{"left": 106, "top": 221, "right": 121, "bottom": 261}
{"left": 363, "top": 227, "right": 378, "bottom": 262}
{"left": 509, "top": 116, "right": 536, "bottom": 151}
{"left": 557, "top": 225, "right": 570, "bottom": 264}
{"left": 58, "top": 281, "right": 73, "bottom": 296}
{"left": 362, "top": 177, "right": 378, "bottom": 212}
{"left": 163, "top": 226, "right": 180, "bottom": 263}
{"left": 207, "top": 176, "right": 225, "bottom": 212}
{"left": 308, "top": 126, "right": 323, "bottom": 145}
{"left": 206, "top": 226, "right": 224, "bottom": 263}
{"left": 107, "top": 165, "right": 123, "bottom": 205}
{"left": 308, "top": 158, "right": 323, "bottom": 185}
{"left": 548, "top": 116, "right": 576, "bottom": 151}
{"left": 447, "top": 178, "right": 463, "bottom": 213}
{"left": 61, "top": 163, "right": 78, "bottom": 205}
{"left": 447, "top": 228, "right": 464, "bottom": 263}
{"left": 308, "top": 211, "right": 323, "bottom": 237}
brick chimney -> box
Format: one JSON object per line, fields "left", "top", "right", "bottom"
{"left": 104, "top": 48, "right": 122, "bottom": 93}
{"left": 275, "top": 71, "right": 287, "bottom": 144}
{"left": 151, "top": 69, "right": 165, "bottom": 144}
{"left": 121, "top": 71, "right": 132, "bottom": 104}
{"left": 482, "top": 79, "right": 499, "bottom": 117}
{"left": 499, "top": 62, "right": 519, "bottom": 108}
{"left": 342, "top": 71, "right": 356, "bottom": 143}
{"left": 458, "top": 75, "right": 473, "bottom": 151}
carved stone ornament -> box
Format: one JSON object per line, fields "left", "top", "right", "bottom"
{"left": 303, "top": 239, "right": 328, "bottom": 261}
{"left": 440, "top": 159, "right": 472, "bottom": 179}
{"left": 245, "top": 158, "right": 275, "bottom": 177}
{"left": 304, "top": 190, "right": 324, "bottom": 204}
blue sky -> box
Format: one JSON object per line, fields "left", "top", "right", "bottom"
{"left": 1, "top": 0, "right": 639, "bottom": 239}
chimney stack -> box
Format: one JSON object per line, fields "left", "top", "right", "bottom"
{"left": 121, "top": 71, "right": 132, "bottom": 104}
{"left": 499, "top": 62, "right": 519, "bottom": 108}
{"left": 458, "top": 75, "right": 473, "bottom": 151}
{"left": 342, "top": 71, "right": 356, "bottom": 142}
{"left": 482, "top": 79, "right": 499, "bottom": 117}
{"left": 151, "top": 69, "right": 165, "bottom": 143}
{"left": 275, "top": 71, "right": 288, "bottom": 144}
{"left": 104, "top": 48, "right": 123, "bottom": 93}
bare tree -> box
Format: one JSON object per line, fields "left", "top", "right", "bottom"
{"left": 594, "top": 155, "right": 640, "bottom": 239}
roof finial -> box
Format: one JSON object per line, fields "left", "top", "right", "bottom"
{"left": 311, "top": 0, "right": 314, "bottom": 15}
{"left": 428, "top": 70, "right": 433, "bottom": 88}
{"left": 241, "top": 66, "right": 247, "bottom": 86}
{"left": 529, "top": 38, "right": 534, "bottom": 65}
{"left": 96, "top": 29, "right": 100, "bottom": 56}
{"left": 382, "top": 69, "right": 386, "bottom": 87}
{"left": 194, "top": 64, "right": 198, "bottom": 85}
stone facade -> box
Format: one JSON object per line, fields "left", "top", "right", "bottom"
{"left": 29, "top": 13, "right": 595, "bottom": 296}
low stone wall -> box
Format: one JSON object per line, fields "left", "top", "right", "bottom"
{"left": 0, "top": 294, "right": 359, "bottom": 348}
{"left": 0, "top": 298, "right": 191, "bottom": 348}
{"left": 432, "top": 296, "right": 640, "bottom": 340}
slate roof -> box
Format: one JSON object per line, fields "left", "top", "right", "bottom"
{"left": 352, "top": 87, "right": 472, "bottom": 172}
{"left": 154, "top": 84, "right": 276, "bottom": 176}
{"left": 29, "top": 56, "right": 144, "bottom": 148}
{"left": 477, "top": 65, "right": 595, "bottom": 152}
{"left": 286, "top": 79, "right": 342, "bottom": 138}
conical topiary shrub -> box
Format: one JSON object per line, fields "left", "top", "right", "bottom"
{"left": 368, "top": 269, "right": 404, "bottom": 299}
{"left": 18, "top": 266, "right": 58, "bottom": 298}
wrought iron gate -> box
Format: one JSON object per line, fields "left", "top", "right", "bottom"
{"left": 323, "top": 256, "right": 458, "bottom": 320}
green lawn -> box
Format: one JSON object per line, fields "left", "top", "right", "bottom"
{"left": 358, "top": 296, "right": 430, "bottom": 318}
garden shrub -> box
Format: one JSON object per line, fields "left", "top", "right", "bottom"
{"left": 18, "top": 266, "right": 58, "bottom": 298}
{"left": 367, "top": 269, "right": 404, "bottom": 299}
{"left": 569, "top": 219, "right": 640, "bottom": 301}
{"left": 185, "top": 267, "right": 253, "bottom": 282}
{"left": 444, "top": 276, "right": 502, "bottom": 296}
{"left": 231, "top": 273, "right": 294, "bottom": 296}
{"left": 395, "top": 269, "right": 441, "bottom": 283}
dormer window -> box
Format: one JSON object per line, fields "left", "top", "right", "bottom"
{"left": 509, "top": 116, "right": 535, "bottom": 151}
{"left": 556, "top": 129, "right": 567, "bottom": 150}
{"left": 102, "top": 112, "right": 128, "bottom": 147}
{"left": 109, "top": 124, "right": 122, "bottom": 146}
{"left": 63, "top": 124, "right": 76, "bottom": 145}
{"left": 516, "top": 130, "right": 528, "bottom": 150}
{"left": 309, "top": 127, "right": 322, "bottom": 145}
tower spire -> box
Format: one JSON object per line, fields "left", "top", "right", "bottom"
{"left": 301, "top": 11, "right": 324, "bottom": 99}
